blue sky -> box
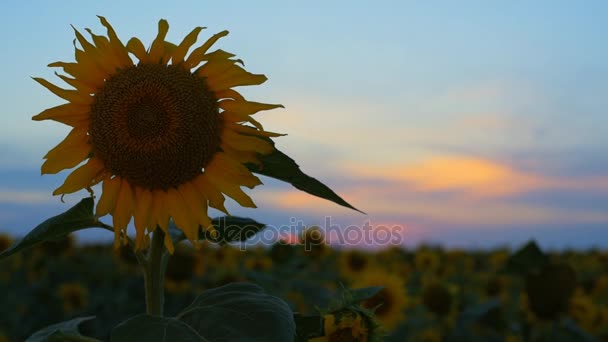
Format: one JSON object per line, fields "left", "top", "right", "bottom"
{"left": 1, "top": 1, "right": 608, "bottom": 249}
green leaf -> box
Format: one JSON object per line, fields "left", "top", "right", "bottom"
{"left": 177, "top": 282, "right": 295, "bottom": 342}
{"left": 504, "top": 240, "right": 548, "bottom": 275}
{"left": 111, "top": 315, "right": 205, "bottom": 342}
{"left": 246, "top": 138, "right": 364, "bottom": 213}
{"left": 26, "top": 316, "right": 97, "bottom": 342}
{"left": 205, "top": 216, "right": 266, "bottom": 245}
{"left": 349, "top": 286, "right": 384, "bottom": 303}
{"left": 0, "top": 198, "right": 106, "bottom": 260}
{"left": 168, "top": 216, "right": 266, "bottom": 245}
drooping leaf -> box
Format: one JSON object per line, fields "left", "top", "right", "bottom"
{"left": 177, "top": 282, "right": 295, "bottom": 342}
{"left": 111, "top": 315, "right": 205, "bottom": 342}
{"left": 246, "top": 138, "right": 363, "bottom": 213}
{"left": 168, "top": 216, "right": 266, "bottom": 245}
{"left": 349, "top": 286, "right": 384, "bottom": 303}
{"left": 0, "top": 198, "right": 107, "bottom": 260}
{"left": 26, "top": 316, "right": 97, "bottom": 342}
{"left": 204, "top": 216, "right": 266, "bottom": 245}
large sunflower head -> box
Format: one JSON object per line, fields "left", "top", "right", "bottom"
{"left": 33, "top": 17, "right": 283, "bottom": 253}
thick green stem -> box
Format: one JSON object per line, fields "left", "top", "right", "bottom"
{"left": 143, "top": 228, "right": 167, "bottom": 316}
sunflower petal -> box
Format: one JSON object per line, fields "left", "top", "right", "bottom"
{"left": 96, "top": 176, "right": 121, "bottom": 218}
{"left": 97, "top": 15, "right": 132, "bottom": 67}
{"left": 222, "top": 129, "right": 273, "bottom": 154}
{"left": 151, "top": 189, "right": 170, "bottom": 232}
{"left": 126, "top": 37, "right": 148, "bottom": 63}
{"left": 179, "top": 182, "right": 212, "bottom": 231}
{"left": 112, "top": 179, "right": 135, "bottom": 245}
{"left": 42, "top": 130, "right": 91, "bottom": 174}
{"left": 219, "top": 100, "right": 283, "bottom": 115}
{"left": 186, "top": 30, "right": 229, "bottom": 68}
{"left": 207, "top": 66, "right": 267, "bottom": 91}
{"left": 172, "top": 26, "right": 204, "bottom": 65}
{"left": 215, "top": 88, "right": 245, "bottom": 101}
{"left": 32, "top": 103, "right": 89, "bottom": 123}
{"left": 207, "top": 176, "right": 256, "bottom": 208}
{"left": 133, "top": 187, "right": 153, "bottom": 250}
{"left": 33, "top": 78, "right": 93, "bottom": 105}
{"left": 166, "top": 187, "right": 198, "bottom": 242}
{"left": 192, "top": 174, "right": 229, "bottom": 215}
{"left": 52, "top": 158, "right": 105, "bottom": 195}
{"left": 148, "top": 19, "right": 169, "bottom": 64}
{"left": 55, "top": 72, "right": 96, "bottom": 94}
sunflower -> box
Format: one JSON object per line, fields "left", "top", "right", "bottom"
{"left": 351, "top": 270, "right": 408, "bottom": 331}
{"left": 33, "top": 17, "right": 283, "bottom": 253}
{"left": 309, "top": 313, "right": 369, "bottom": 342}
{"left": 338, "top": 250, "right": 375, "bottom": 281}
{"left": 58, "top": 282, "right": 89, "bottom": 314}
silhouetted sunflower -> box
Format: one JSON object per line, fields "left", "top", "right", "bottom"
{"left": 34, "top": 17, "right": 283, "bottom": 252}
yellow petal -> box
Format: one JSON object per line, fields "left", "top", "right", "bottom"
{"left": 32, "top": 103, "right": 89, "bottom": 122}
{"left": 172, "top": 26, "right": 204, "bottom": 65}
{"left": 221, "top": 143, "right": 260, "bottom": 165}
{"left": 214, "top": 88, "right": 245, "bottom": 101}
{"left": 186, "top": 30, "right": 229, "bottom": 68}
{"left": 74, "top": 48, "right": 110, "bottom": 82}
{"left": 196, "top": 59, "right": 239, "bottom": 79}
{"left": 48, "top": 61, "right": 105, "bottom": 90}
{"left": 166, "top": 187, "right": 198, "bottom": 242}
{"left": 42, "top": 128, "right": 91, "bottom": 174}
{"left": 96, "top": 176, "right": 121, "bottom": 218}
{"left": 161, "top": 41, "right": 177, "bottom": 65}
{"left": 151, "top": 189, "right": 170, "bottom": 232}
{"left": 222, "top": 111, "right": 264, "bottom": 130}
{"left": 126, "top": 37, "right": 148, "bottom": 63}
{"left": 219, "top": 100, "right": 283, "bottom": 115}
{"left": 53, "top": 158, "right": 105, "bottom": 195}
{"left": 33, "top": 78, "right": 93, "bottom": 105}
{"left": 55, "top": 72, "right": 96, "bottom": 94}
{"left": 228, "top": 122, "right": 285, "bottom": 138}
{"left": 192, "top": 174, "right": 229, "bottom": 215}
{"left": 179, "top": 182, "right": 212, "bottom": 231}
{"left": 112, "top": 179, "right": 135, "bottom": 232}
{"left": 222, "top": 129, "right": 273, "bottom": 154}
{"left": 207, "top": 176, "right": 256, "bottom": 208}
{"left": 133, "top": 187, "right": 153, "bottom": 250}
{"left": 205, "top": 63, "right": 266, "bottom": 91}
{"left": 207, "top": 152, "right": 262, "bottom": 189}
{"left": 148, "top": 19, "right": 169, "bottom": 64}
{"left": 97, "top": 15, "right": 132, "bottom": 67}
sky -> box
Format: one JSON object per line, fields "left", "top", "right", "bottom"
{"left": 1, "top": 1, "right": 608, "bottom": 249}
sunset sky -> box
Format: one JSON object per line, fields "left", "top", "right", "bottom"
{"left": 1, "top": 1, "right": 608, "bottom": 249}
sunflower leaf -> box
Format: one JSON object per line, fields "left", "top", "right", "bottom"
{"left": 168, "top": 216, "right": 266, "bottom": 245}
{"left": 26, "top": 316, "right": 97, "bottom": 342}
{"left": 0, "top": 197, "right": 106, "bottom": 260}
{"left": 246, "top": 137, "right": 364, "bottom": 214}
{"left": 111, "top": 315, "right": 206, "bottom": 342}
{"left": 204, "top": 216, "right": 266, "bottom": 245}
{"left": 176, "top": 282, "right": 296, "bottom": 342}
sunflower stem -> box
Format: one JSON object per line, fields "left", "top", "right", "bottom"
{"left": 143, "top": 228, "right": 167, "bottom": 316}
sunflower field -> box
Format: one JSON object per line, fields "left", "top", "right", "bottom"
{"left": 1, "top": 229, "right": 607, "bottom": 341}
